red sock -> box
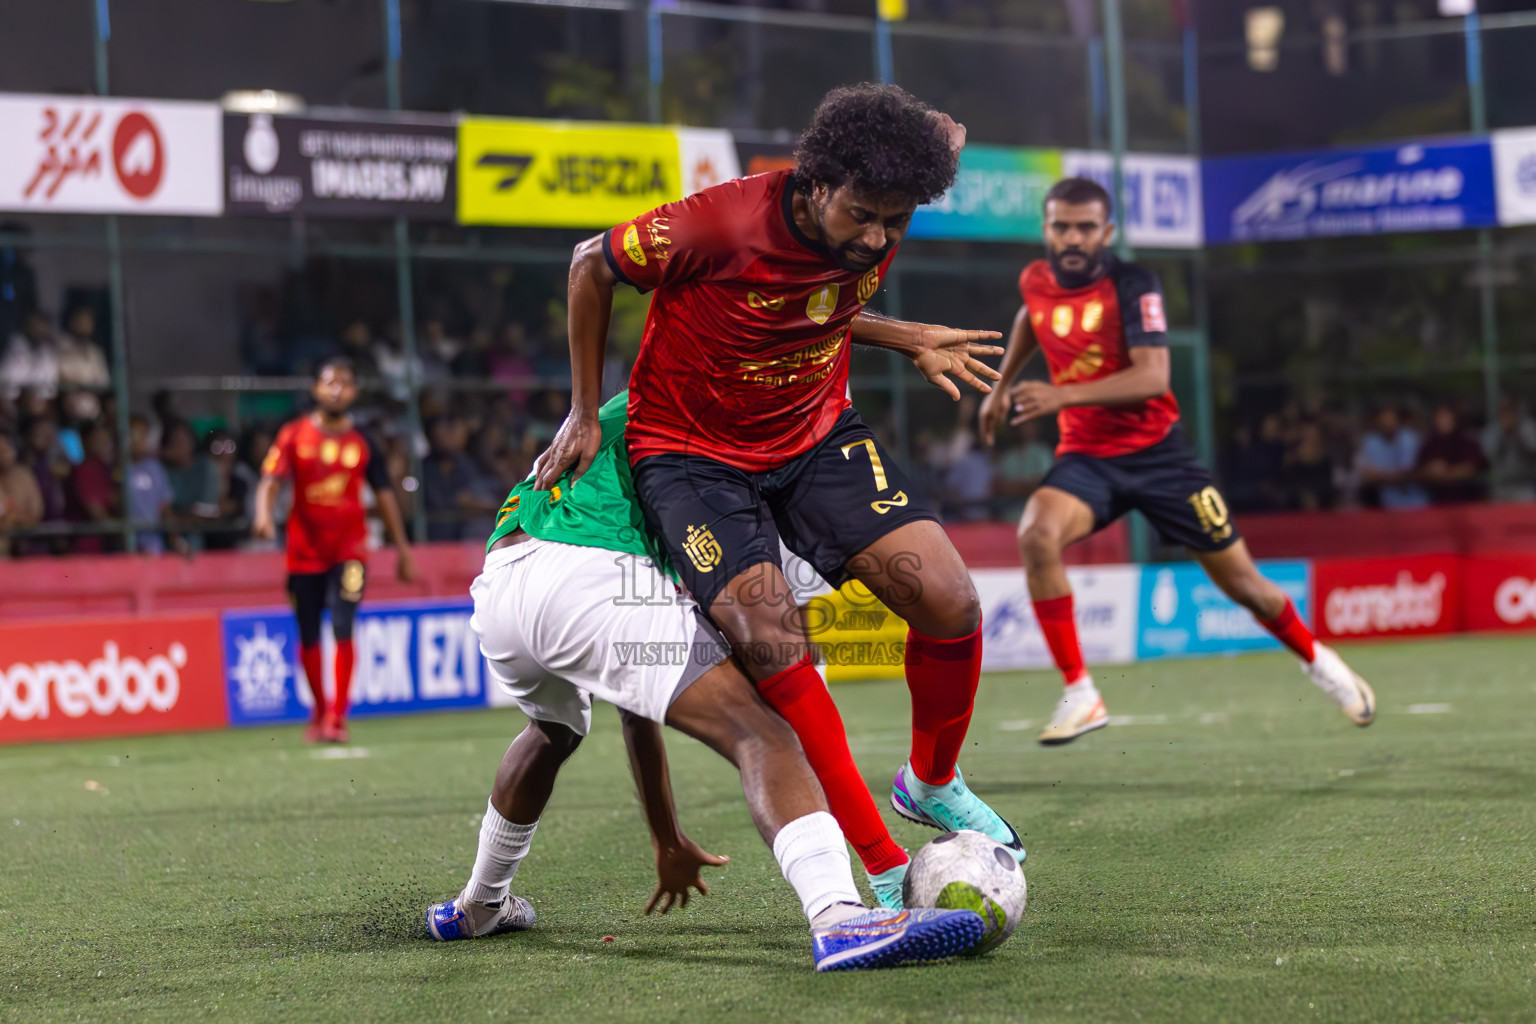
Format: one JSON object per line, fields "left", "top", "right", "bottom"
{"left": 299, "top": 643, "right": 327, "bottom": 722}
{"left": 757, "top": 656, "right": 908, "bottom": 875}
{"left": 332, "top": 639, "right": 356, "bottom": 723}
{"left": 1261, "top": 597, "right": 1316, "bottom": 662}
{"left": 904, "top": 622, "right": 982, "bottom": 787}
{"left": 1033, "top": 594, "right": 1088, "bottom": 685}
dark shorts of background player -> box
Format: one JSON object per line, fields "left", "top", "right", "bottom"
{"left": 633, "top": 409, "right": 938, "bottom": 611}
{"left": 287, "top": 560, "right": 366, "bottom": 647}
{"left": 1039, "top": 424, "right": 1242, "bottom": 553}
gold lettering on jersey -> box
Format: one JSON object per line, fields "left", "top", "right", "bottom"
{"left": 304, "top": 472, "right": 349, "bottom": 505}
{"left": 647, "top": 216, "right": 673, "bottom": 263}
{"left": 1187, "top": 486, "right": 1234, "bottom": 542}
{"left": 341, "top": 443, "right": 361, "bottom": 469}
{"left": 737, "top": 329, "right": 846, "bottom": 386}
{"left": 747, "top": 291, "right": 785, "bottom": 311}
{"left": 623, "top": 223, "right": 646, "bottom": 266}
{"left": 683, "top": 524, "right": 723, "bottom": 573}
{"left": 1082, "top": 300, "right": 1104, "bottom": 333}
{"left": 1055, "top": 342, "right": 1107, "bottom": 383}
{"left": 496, "top": 494, "right": 520, "bottom": 528}
{"left": 871, "top": 491, "right": 909, "bottom": 515}
{"left": 1031, "top": 310, "right": 1045, "bottom": 329}
{"left": 320, "top": 439, "right": 340, "bottom": 465}
{"left": 806, "top": 283, "right": 839, "bottom": 325}
{"left": 857, "top": 268, "right": 880, "bottom": 304}
{"left": 1051, "top": 305, "right": 1074, "bottom": 338}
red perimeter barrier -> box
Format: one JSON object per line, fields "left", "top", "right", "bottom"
{"left": 1463, "top": 551, "right": 1536, "bottom": 633}
{"left": 1240, "top": 502, "right": 1536, "bottom": 560}
{"left": 0, "top": 614, "right": 226, "bottom": 743}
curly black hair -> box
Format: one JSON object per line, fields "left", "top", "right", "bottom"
{"left": 793, "top": 83, "right": 957, "bottom": 206}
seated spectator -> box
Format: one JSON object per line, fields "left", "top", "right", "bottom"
{"left": 992, "top": 419, "right": 1054, "bottom": 522}
{"left": 452, "top": 326, "right": 494, "bottom": 379}
{"left": 422, "top": 414, "right": 496, "bottom": 541}
{"left": 0, "top": 428, "right": 43, "bottom": 556}
{"left": 337, "top": 320, "right": 382, "bottom": 381}
{"left": 234, "top": 424, "right": 275, "bottom": 527}
{"left": 944, "top": 436, "right": 993, "bottom": 522}
{"left": 419, "top": 319, "right": 462, "bottom": 382}
{"left": 161, "top": 420, "right": 220, "bottom": 551}
{"left": 1282, "top": 418, "right": 1336, "bottom": 510}
{"left": 126, "top": 414, "right": 175, "bottom": 555}
{"left": 55, "top": 305, "right": 110, "bottom": 392}
{"left": 19, "top": 413, "right": 67, "bottom": 553}
{"left": 1416, "top": 403, "right": 1488, "bottom": 505}
{"left": 66, "top": 422, "right": 118, "bottom": 553}
{"left": 488, "top": 322, "right": 535, "bottom": 401}
{"left": 1482, "top": 396, "right": 1536, "bottom": 502}
{"left": 1356, "top": 405, "right": 1427, "bottom": 509}
{"left": 1, "top": 312, "right": 59, "bottom": 400}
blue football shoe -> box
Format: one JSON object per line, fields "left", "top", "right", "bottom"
{"left": 866, "top": 863, "right": 908, "bottom": 910}
{"left": 891, "top": 762, "right": 1026, "bottom": 862}
{"left": 426, "top": 892, "right": 535, "bottom": 941}
{"left": 812, "top": 907, "right": 984, "bottom": 972}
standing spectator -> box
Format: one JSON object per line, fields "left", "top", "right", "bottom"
{"left": 234, "top": 424, "right": 275, "bottom": 527}
{"left": 55, "top": 306, "right": 111, "bottom": 393}
{"left": 992, "top": 418, "right": 1055, "bottom": 522}
{"left": 421, "top": 414, "right": 496, "bottom": 541}
{"left": 1416, "top": 403, "right": 1488, "bottom": 505}
{"left": 126, "top": 414, "right": 175, "bottom": 555}
{"left": 0, "top": 428, "right": 42, "bottom": 556}
{"left": 204, "top": 428, "right": 249, "bottom": 550}
{"left": 1282, "top": 418, "right": 1337, "bottom": 510}
{"left": 66, "top": 422, "right": 118, "bottom": 553}
{"left": 1482, "top": 396, "right": 1536, "bottom": 502}
{"left": 161, "top": 421, "right": 220, "bottom": 551}
{"left": 1355, "top": 405, "right": 1427, "bottom": 509}
{"left": 1, "top": 312, "right": 59, "bottom": 400}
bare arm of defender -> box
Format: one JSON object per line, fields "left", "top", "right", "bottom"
{"left": 533, "top": 234, "right": 617, "bottom": 490}
{"left": 850, "top": 310, "right": 1002, "bottom": 401}
{"left": 1009, "top": 345, "right": 1171, "bottom": 425}
{"left": 978, "top": 303, "right": 1041, "bottom": 445}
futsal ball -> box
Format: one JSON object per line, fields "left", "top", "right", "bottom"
{"left": 903, "top": 830, "right": 1027, "bottom": 955}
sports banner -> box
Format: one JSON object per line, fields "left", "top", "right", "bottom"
{"left": 907, "top": 144, "right": 1062, "bottom": 240}
{"left": 1202, "top": 138, "right": 1497, "bottom": 244}
{"left": 1491, "top": 128, "right": 1536, "bottom": 226}
{"left": 1061, "top": 151, "right": 1204, "bottom": 249}
{"left": 1137, "top": 560, "right": 1310, "bottom": 659}
{"left": 0, "top": 93, "right": 222, "bottom": 216}
{"left": 1312, "top": 554, "right": 1460, "bottom": 641}
{"left": 458, "top": 118, "right": 683, "bottom": 228}
{"left": 975, "top": 565, "right": 1140, "bottom": 671}
{"left": 1462, "top": 552, "right": 1536, "bottom": 633}
{"left": 677, "top": 127, "right": 741, "bottom": 198}
{"left": 224, "top": 112, "right": 455, "bottom": 218}
{"left": 222, "top": 600, "right": 489, "bottom": 726}
{"left": 0, "top": 613, "right": 227, "bottom": 743}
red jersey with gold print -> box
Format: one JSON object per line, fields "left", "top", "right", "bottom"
{"left": 605, "top": 169, "right": 895, "bottom": 472}
{"left": 261, "top": 415, "right": 390, "bottom": 574}
{"left": 1019, "top": 256, "right": 1179, "bottom": 459}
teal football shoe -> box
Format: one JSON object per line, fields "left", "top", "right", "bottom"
{"left": 812, "top": 907, "right": 983, "bottom": 971}
{"left": 891, "top": 762, "right": 1025, "bottom": 862}
{"left": 866, "top": 863, "right": 908, "bottom": 910}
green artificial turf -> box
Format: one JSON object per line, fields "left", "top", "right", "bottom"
{"left": 2, "top": 636, "right": 1534, "bottom": 1023}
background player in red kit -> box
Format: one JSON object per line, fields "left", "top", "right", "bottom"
{"left": 980, "top": 177, "right": 1376, "bottom": 745}
{"left": 535, "top": 83, "right": 1019, "bottom": 908}
{"left": 253, "top": 358, "right": 416, "bottom": 743}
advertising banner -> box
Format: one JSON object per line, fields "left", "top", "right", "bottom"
{"left": 1312, "top": 554, "right": 1460, "bottom": 641}
{"left": 1061, "top": 151, "right": 1204, "bottom": 249}
{"left": 458, "top": 118, "right": 682, "bottom": 228}
{"left": 0, "top": 93, "right": 222, "bottom": 216}
{"left": 222, "top": 600, "right": 489, "bottom": 726}
{"left": 907, "top": 144, "right": 1062, "bottom": 240}
{"left": 974, "top": 565, "right": 1140, "bottom": 672}
{"left": 1492, "top": 127, "right": 1536, "bottom": 226}
{"left": 0, "top": 614, "right": 226, "bottom": 743}
{"left": 1138, "top": 561, "right": 1310, "bottom": 659}
{"left": 1462, "top": 552, "right": 1536, "bottom": 633}
{"left": 224, "top": 113, "right": 455, "bottom": 218}
{"left": 1202, "top": 138, "right": 1496, "bottom": 244}
{"left": 677, "top": 127, "right": 741, "bottom": 197}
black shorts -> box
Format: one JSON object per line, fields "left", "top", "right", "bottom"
{"left": 287, "top": 560, "right": 367, "bottom": 646}
{"left": 1039, "top": 426, "right": 1241, "bottom": 553}
{"left": 632, "top": 409, "right": 939, "bottom": 610}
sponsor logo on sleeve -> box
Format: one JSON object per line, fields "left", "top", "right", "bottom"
{"left": 1140, "top": 293, "right": 1167, "bottom": 334}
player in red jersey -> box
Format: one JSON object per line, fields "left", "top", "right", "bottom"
{"left": 535, "top": 83, "right": 1021, "bottom": 907}
{"left": 253, "top": 357, "right": 416, "bottom": 743}
{"left": 981, "top": 177, "right": 1376, "bottom": 745}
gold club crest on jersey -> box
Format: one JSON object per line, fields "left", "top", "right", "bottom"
{"left": 683, "top": 524, "right": 723, "bottom": 573}
{"left": 623, "top": 223, "right": 646, "bottom": 266}
{"left": 1051, "top": 304, "right": 1075, "bottom": 338}
{"left": 1081, "top": 300, "right": 1104, "bottom": 333}
{"left": 857, "top": 268, "right": 880, "bottom": 303}
{"left": 806, "top": 283, "right": 839, "bottom": 325}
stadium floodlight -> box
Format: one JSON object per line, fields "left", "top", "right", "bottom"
{"left": 1245, "top": 6, "right": 1285, "bottom": 72}
{"left": 220, "top": 89, "right": 305, "bottom": 114}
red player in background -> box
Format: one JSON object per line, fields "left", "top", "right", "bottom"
{"left": 253, "top": 357, "right": 415, "bottom": 742}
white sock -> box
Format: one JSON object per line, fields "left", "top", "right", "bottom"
{"left": 771, "top": 811, "right": 862, "bottom": 925}
{"left": 464, "top": 799, "right": 537, "bottom": 905}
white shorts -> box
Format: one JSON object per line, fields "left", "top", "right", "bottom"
{"left": 778, "top": 538, "right": 835, "bottom": 606}
{"left": 469, "top": 538, "right": 729, "bottom": 736}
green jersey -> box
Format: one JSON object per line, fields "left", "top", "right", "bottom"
{"left": 486, "top": 391, "right": 674, "bottom": 579}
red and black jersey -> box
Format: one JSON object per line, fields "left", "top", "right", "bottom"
{"left": 1019, "top": 255, "right": 1179, "bottom": 458}
{"left": 261, "top": 415, "right": 389, "bottom": 574}
{"left": 604, "top": 169, "right": 895, "bottom": 472}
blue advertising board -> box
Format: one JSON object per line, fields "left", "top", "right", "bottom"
{"left": 1202, "top": 138, "right": 1496, "bottom": 244}
{"left": 222, "top": 598, "right": 489, "bottom": 725}
{"left": 1137, "top": 561, "right": 1311, "bottom": 660}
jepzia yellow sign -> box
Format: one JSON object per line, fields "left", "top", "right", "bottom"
{"left": 458, "top": 118, "right": 683, "bottom": 228}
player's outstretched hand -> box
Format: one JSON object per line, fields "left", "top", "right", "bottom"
{"left": 645, "top": 836, "right": 729, "bottom": 915}
{"left": 532, "top": 411, "right": 601, "bottom": 491}
{"left": 910, "top": 325, "right": 1004, "bottom": 401}
{"left": 1009, "top": 379, "right": 1066, "bottom": 423}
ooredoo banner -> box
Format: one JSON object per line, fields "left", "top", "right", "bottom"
{"left": 0, "top": 93, "right": 222, "bottom": 216}
{"left": 1312, "top": 554, "right": 1461, "bottom": 641}
{"left": 1463, "top": 552, "right": 1536, "bottom": 633}
{"left": 0, "top": 614, "right": 226, "bottom": 743}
